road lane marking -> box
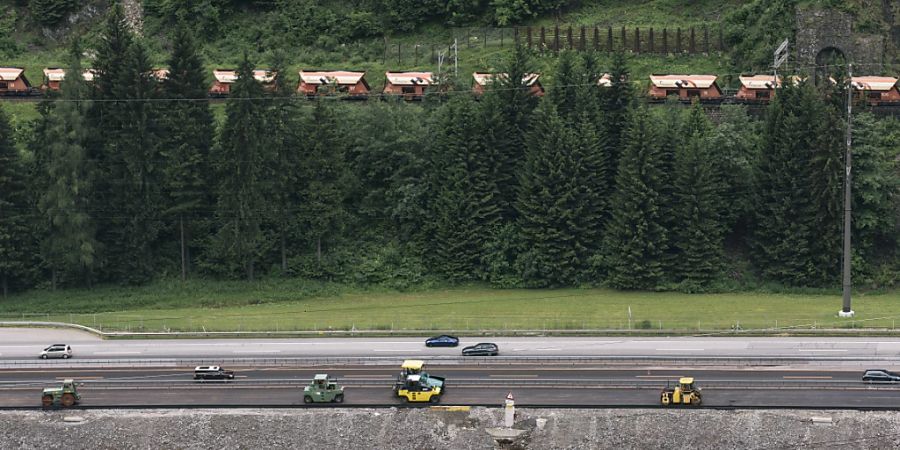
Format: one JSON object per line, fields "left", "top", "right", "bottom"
{"left": 372, "top": 349, "right": 421, "bottom": 352}
{"left": 489, "top": 374, "right": 538, "bottom": 378}
{"left": 532, "top": 348, "right": 562, "bottom": 351}
{"left": 783, "top": 376, "right": 833, "bottom": 379}
{"left": 57, "top": 376, "right": 103, "bottom": 380}
{"left": 636, "top": 375, "right": 683, "bottom": 378}
{"left": 655, "top": 349, "right": 704, "bottom": 352}
{"left": 92, "top": 352, "right": 141, "bottom": 355}
{"left": 797, "top": 349, "right": 848, "bottom": 352}
{"left": 231, "top": 350, "right": 280, "bottom": 354}
{"left": 344, "top": 375, "right": 392, "bottom": 378}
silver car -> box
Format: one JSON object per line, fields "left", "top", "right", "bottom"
{"left": 40, "top": 344, "right": 73, "bottom": 359}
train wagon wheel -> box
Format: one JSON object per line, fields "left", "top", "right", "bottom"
{"left": 41, "top": 395, "right": 53, "bottom": 408}
{"left": 61, "top": 393, "right": 75, "bottom": 407}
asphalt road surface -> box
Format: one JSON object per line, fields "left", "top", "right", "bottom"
{"left": 4, "top": 328, "right": 900, "bottom": 360}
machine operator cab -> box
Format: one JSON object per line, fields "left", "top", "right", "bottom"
{"left": 396, "top": 374, "right": 441, "bottom": 403}
{"left": 660, "top": 377, "right": 702, "bottom": 406}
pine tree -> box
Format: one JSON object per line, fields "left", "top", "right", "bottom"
{"left": 600, "top": 51, "right": 632, "bottom": 179}
{"left": 850, "top": 114, "right": 899, "bottom": 270}
{"left": 0, "top": 105, "right": 31, "bottom": 297}
{"left": 547, "top": 50, "right": 580, "bottom": 121}
{"left": 573, "top": 113, "right": 610, "bottom": 257}
{"left": 671, "top": 103, "right": 724, "bottom": 289}
{"left": 479, "top": 45, "right": 539, "bottom": 220}
{"left": 210, "top": 55, "right": 271, "bottom": 280}
{"left": 38, "top": 42, "right": 98, "bottom": 288}
{"left": 751, "top": 81, "right": 826, "bottom": 285}
{"left": 301, "top": 100, "right": 348, "bottom": 265}
{"left": 267, "top": 51, "right": 304, "bottom": 272}
{"left": 90, "top": 4, "right": 166, "bottom": 283}
{"left": 427, "top": 96, "right": 501, "bottom": 280}
{"left": 602, "top": 107, "right": 667, "bottom": 290}
{"left": 161, "top": 24, "right": 215, "bottom": 281}
{"left": 516, "top": 102, "right": 598, "bottom": 286}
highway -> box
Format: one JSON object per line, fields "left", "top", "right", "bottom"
{"left": 4, "top": 328, "right": 900, "bottom": 359}
{"left": 3, "top": 327, "right": 900, "bottom": 409}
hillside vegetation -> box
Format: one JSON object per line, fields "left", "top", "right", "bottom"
{"left": 0, "top": 1, "right": 897, "bottom": 305}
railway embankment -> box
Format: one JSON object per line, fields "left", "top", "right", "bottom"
{"left": 2, "top": 407, "right": 899, "bottom": 449}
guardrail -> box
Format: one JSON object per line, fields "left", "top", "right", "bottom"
{"left": 7, "top": 320, "right": 900, "bottom": 339}
{"left": 2, "top": 355, "right": 899, "bottom": 370}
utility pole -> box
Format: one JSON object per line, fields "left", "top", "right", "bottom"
{"left": 839, "top": 62, "right": 854, "bottom": 318}
{"left": 453, "top": 38, "right": 459, "bottom": 78}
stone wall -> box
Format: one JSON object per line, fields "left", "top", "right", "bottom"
{"left": 795, "top": 8, "right": 886, "bottom": 72}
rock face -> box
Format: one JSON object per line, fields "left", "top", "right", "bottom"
{"left": 794, "top": 8, "right": 885, "bottom": 71}
{"left": 3, "top": 408, "right": 900, "bottom": 450}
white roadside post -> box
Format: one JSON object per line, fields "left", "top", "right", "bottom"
{"left": 504, "top": 392, "right": 515, "bottom": 428}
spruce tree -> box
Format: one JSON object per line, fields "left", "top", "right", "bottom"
{"left": 267, "top": 51, "right": 304, "bottom": 272}
{"left": 162, "top": 24, "right": 215, "bottom": 280}
{"left": 0, "top": 105, "right": 31, "bottom": 296}
{"left": 38, "top": 43, "right": 98, "bottom": 288}
{"left": 479, "top": 45, "right": 539, "bottom": 220}
{"left": 516, "top": 102, "right": 599, "bottom": 286}
{"left": 428, "top": 96, "right": 501, "bottom": 280}
{"left": 600, "top": 51, "right": 632, "bottom": 179}
{"left": 602, "top": 107, "right": 667, "bottom": 290}
{"left": 547, "top": 50, "right": 580, "bottom": 121}
{"left": 91, "top": 4, "right": 165, "bottom": 283}
{"left": 574, "top": 113, "right": 610, "bottom": 256}
{"left": 671, "top": 103, "right": 724, "bottom": 289}
{"left": 301, "top": 100, "right": 348, "bottom": 264}
{"left": 751, "top": 81, "right": 824, "bottom": 285}
{"left": 211, "top": 55, "right": 271, "bottom": 280}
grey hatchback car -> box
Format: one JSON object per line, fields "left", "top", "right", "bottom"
{"left": 40, "top": 344, "right": 73, "bottom": 359}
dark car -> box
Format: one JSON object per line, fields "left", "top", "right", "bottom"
{"left": 194, "top": 366, "right": 235, "bottom": 381}
{"left": 862, "top": 369, "right": 900, "bottom": 383}
{"left": 462, "top": 343, "right": 499, "bottom": 356}
{"left": 425, "top": 335, "right": 460, "bottom": 347}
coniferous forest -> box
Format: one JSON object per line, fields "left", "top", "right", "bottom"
{"left": 0, "top": 6, "right": 898, "bottom": 297}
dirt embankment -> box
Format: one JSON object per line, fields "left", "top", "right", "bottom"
{"left": 3, "top": 408, "right": 900, "bottom": 450}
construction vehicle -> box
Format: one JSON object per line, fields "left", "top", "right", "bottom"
{"left": 660, "top": 377, "right": 702, "bottom": 406}
{"left": 394, "top": 359, "right": 445, "bottom": 403}
{"left": 41, "top": 379, "right": 81, "bottom": 408}
{"left": 303, "top": 374, "right": 344, "bottom": 403}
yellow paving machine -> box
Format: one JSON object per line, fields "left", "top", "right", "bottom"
{"left": 660, "top": 377, "right": 702, "bottom": 406}
{"left": 394, "top": 359, "right": 445, "bottom": 403}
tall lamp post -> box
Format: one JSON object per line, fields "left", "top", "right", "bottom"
{"left": 839, "top": 63, "right": 855, "bottom": 318}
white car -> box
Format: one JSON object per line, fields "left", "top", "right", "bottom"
{"left": 40, "top": 344, "right": 73, "bottom": 359}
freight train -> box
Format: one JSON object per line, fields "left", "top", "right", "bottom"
{"left": 2, "top": 66, "right": 899, "bottom": 106}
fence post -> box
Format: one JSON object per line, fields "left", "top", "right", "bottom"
{"left": 553, "top": 24, "right": 560, "bottom": 52}
{"left": 690, "top": 27, "right": 696, "bottom": 54}
{"left": 676, "top": 28, "right": 682, "bottom": 54}
{"left": 649, "top": 28, "right": 654, "bottom": 54}
{"left": 483, "top": 27, "right": 487, "bottom": 48}
{"left": 620, "top": 25, "right": 626, "bottom": 51}
{"left": 593, "top": 26, "right": 600, "bottom": 50}
{"left": 704, "top": 27, "right": 709, "bottom": 54}
{"left": 567, "top": 26, "right": 573, "bottom": 50}
{"left": 501, "top": 27, "right": 505, "bottom": 47}
{"left": 414, "top": 44, "right": 418, "bottom": 66}
{"left": 431, "top": 44, "right": 435, "bottom": 63}
{"left": 527, "top": 27, "right": 532, "bottom": 49}
{"left": 634, "top": 27, "right": 640, "bottom": 53}
{"left": 580, "top": 25, "right": 586, "bottom": 50}
{"left": 540, "top": 26, "right": 546, "bottom": 53}
{"left": 383, "top": 37, "right": 387, "bottom": 64}
{"left": 397, "top": 43, "right": 401, "bottom": 65}
{"left": 662, "top": 28, "right": 668, "bottom": 54}
{"left": 466, "top": 29, "right": 471, "bottom": 48}
{"left": 607, "top": 27, "right": 613, "bottom": 52}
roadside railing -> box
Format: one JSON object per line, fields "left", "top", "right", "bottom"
{"left": 1, "top": 355, "right": 899, "bottom": 370}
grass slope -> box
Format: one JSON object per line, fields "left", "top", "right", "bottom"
{"left": 1, "top": 280, "right": 897, "bottom": 333}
